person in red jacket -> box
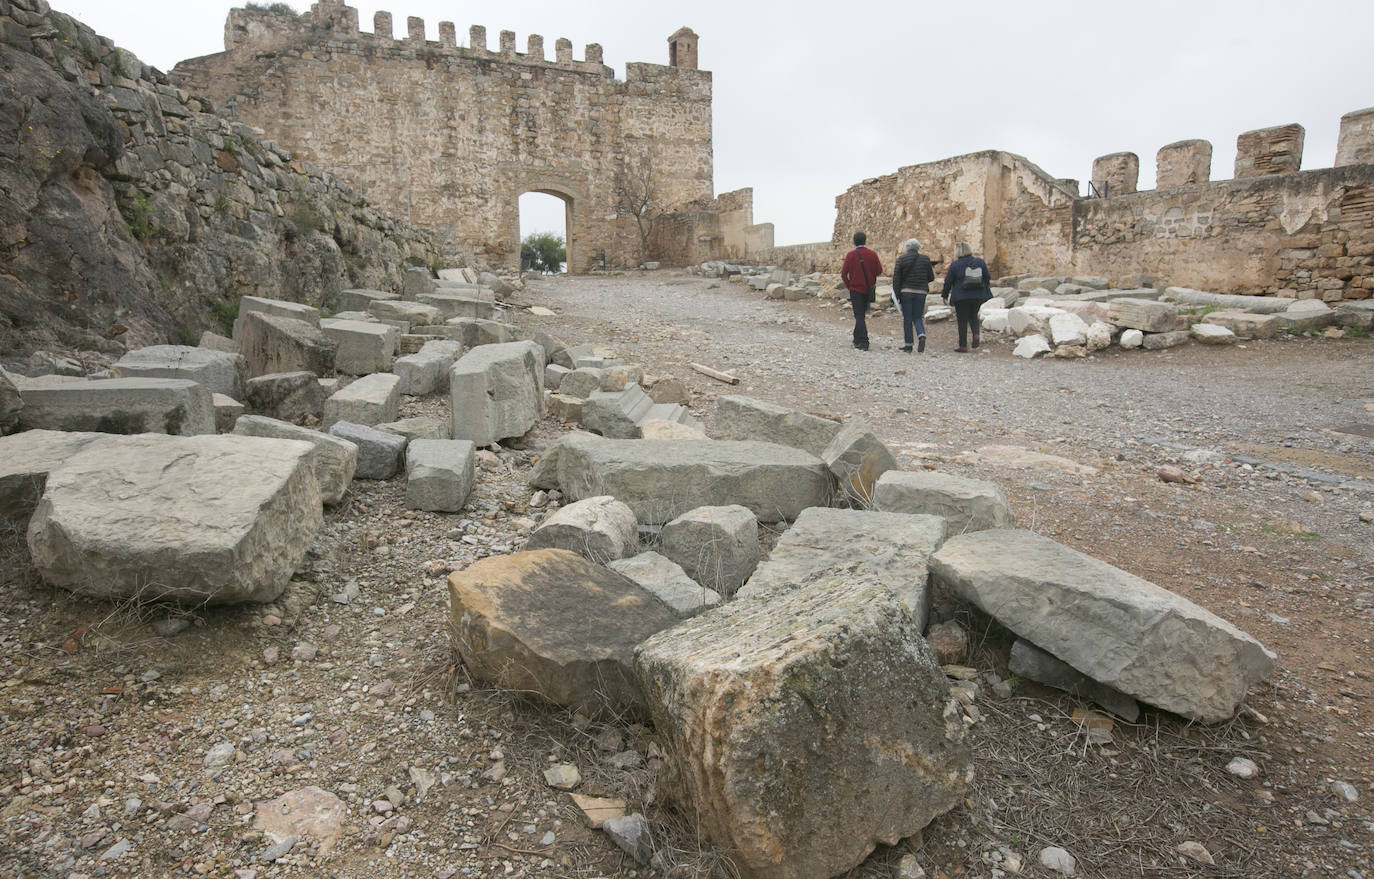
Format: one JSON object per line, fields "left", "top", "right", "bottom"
{"left": 841, "top": 231, "right": 883, "bottom": 351}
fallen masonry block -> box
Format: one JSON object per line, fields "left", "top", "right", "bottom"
{"left": 635, "top": 576, "right": 970, "bottom": 879}
{"left": 1277, "top": 299, "right": 1335, "bottom": 331}
{"left": 1201, "top": 310, "right": 1280, "bottom": 339}
{"left": 197, "top": 331, "right": 238, "bottom": 354}
{"left": 1141, "top": 330, "right": 1190, "bottom": 350}
{"left": 1108, "top": 298, "right": 1178, "bottom": 333}
{"left": 393, "top": 340, "right": 464, "bottom": 396}
{"left": 319, "top": 319, "right": 398, "bottom": 375}
{"left": 557, "top": 367, "right": 605, "bottom": 400}
{"left": 445, "top": 317, "right": 520, "bottom": 348}
{"left": 525, "top": 495, "right": 639, "bottom": 563}
{"left": 402, "top": 266, "right": 435, "bottom": 299}
{"left": 929, "top": 529, "right": 1276, "bottom": 722}
{"left": 327, "top": 421, "right": 406, "bottom": 479}
{"left": 417, "top": 292, "right": 498, "bottom": 321}
{"left": 608, "top": 552, "right": 722, "bottom": 617}
{"left": 244, "top": 371, "right": 325, "bottom": 425}
{"left": 18, "top": 377, "right": 215, "bottom": 436}
{"left": 449, "top": 341, "right": 544, "bottom": 446}
{"left": 822, "top": 418, "right": 898, "bottom": 506}
{"left": 405, "top": 439, "right": 476, "bottom": 512}
{"left": 1010, "top": 639, "right": 1139, "bottom": 722}
{"left": 546, "top": 393, "right": 583, "bottom": 423}
{"left": 873, "top": 470, "right": 1014, "bottom": 536}
{"left": 713, "top": 394, "right": 841, "bottom": 457}
{"left": 544, "top": 364, "right": 570, "bottom": 391}
{"left": 581, "top": 384, "right": 695, "bottom": 439}
{"left": 322, "top": 373, "right": 401, "bottom": 428}
{"left": 1335, "top": 301, "right": 1374, "bottom": 329}
{"left": 27, "top": 434, "right": 322, "bottom": 604}
{"left": 0, "top": 430, "right": 111, "bottom": 530}
{"left": 113, "top": 345, "right": 247, "bottom": 399}
{"left": 213, "top": 394, "right": 244, "bottom": 433}
{"left": 232, "top": 296, "right": 320, "bottom": 341}
{"left": 239, "top": 312, "right": 336, "bottom": 379}
{"left": 1166, "top": 288, "right": 1293, "bottom": 313}
{"left": 367, "top": 299, "right": 442, "bottom": 327}
{"left": 449, "top": 549, "right": 678, "bottom": 717}
{"left": 233, "top": 415, "right": 358, "bottom": 505}
{"left": 659, "top": 504, "right": 759, "bottom": 596}
{"left": 376, "top": 416, "right": 449, "bottom": 441}
{"left": 336, "top": 288, "right": 399, "bottom": 313}
{"left": 1190, "top": 323, "right": 1236, "bottom": 344}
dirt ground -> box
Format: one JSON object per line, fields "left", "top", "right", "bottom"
{"left": 1, "top": 271, "right": 1370, "bottom": 879}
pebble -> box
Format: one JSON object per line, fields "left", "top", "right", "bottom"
{"left": 1360, "top": 511, "right": 1374, "bottom": 524}
{"left": 262, "top": 646, "right": 279, "bottom": 666}
{"left": 152, "top": 617, "right": 191, "bottom": 637}
{"left": 603, "top": 813, "right": 652, "bottom": 865}
{"left": 1331, "top": 781, "right": 1360, "bottom": 802}
{"left": 261, "top": 614, "right": 282, "bottom": 627}
{"left": 204, "top": 742, "right": 235, "bottom": 768}
{"left": 543, "top": 763, "right": 581, "bottom": 790}
{"left": 1039, "top": 846, "right": 1076, "bottom": 876}
{"left": 898, "top": 853, "right": 928, "bottom": 878}
{"left": 100, "top": 839, "right": 131, "bottom": 860}
{"left": 291, "top": 642, "right": 318, "bottom": 661}
{"left": 1227, "top": 757, "right": 1261, "bottom": 778}
{"left": 260, "top": 836, "right": 297, "bottom": 862}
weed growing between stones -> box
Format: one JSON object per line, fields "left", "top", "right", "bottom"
{"left": 115, "top": 191, "right": 154, "bottom": 241}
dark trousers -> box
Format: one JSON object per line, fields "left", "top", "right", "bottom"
{"left": 955, "top": 300, "right": 982, "bottom": 348}
{"left": 899, "top": 291, "right": 927, "bottom": 346}
{"left": 849, "top": 291, "right": 869, "bottom": 348}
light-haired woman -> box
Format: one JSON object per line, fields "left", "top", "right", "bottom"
{"left": 941, "top": 241, "right": 992, "bottom": 352}
{"left": 891, "top": 238, "right": 935, "bottom": 353}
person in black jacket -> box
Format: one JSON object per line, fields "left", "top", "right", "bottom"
{"left": 941, "top": 241, "right": 992, "bottom": 352}
{"left": 891, "top": 238, "right": 935, "bottom": 353}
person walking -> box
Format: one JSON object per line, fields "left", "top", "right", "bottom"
{"left": 841, "top": 231, "right": 883, "bottom": 351}
{"left": 891, "top": 238, "right": 935, "bottom": 352}
{"left": 941, "top": 241, "right": 992, "bottom": 352}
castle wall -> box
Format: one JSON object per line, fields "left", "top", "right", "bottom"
{"left": 652, "top": 188, "right": 774, "bottom": 265}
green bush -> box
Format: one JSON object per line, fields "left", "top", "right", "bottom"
{"left": 116, "top": 192, "right": 154, "bottom": 241}
{"left": 211, "top": 297, "right": 240, "bottom": 335}
{"left": 521, "top": 231, "right": 566, "bottom": 273}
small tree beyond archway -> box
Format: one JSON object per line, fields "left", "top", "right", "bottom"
{"left": 518, "top": 190, "right": 570, "bottom": 273}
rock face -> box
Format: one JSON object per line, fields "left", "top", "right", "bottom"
{"left": 232, "top": 415, "right": 357, "bottom": 505}
{"left": 449, "top": 341, "right": 544, "bottom": 446}
{"left": 27, "top": 434, "right": 322, "bottom": 604}
{"left": 659, "top": 504, "right": 759, "bottom": 596}
{"left": 821, "top": 419, "right": 898, "bottom": 506}
{"left": 712, "top": 395, "right": 841, "bottom": 456}
{"left": 113, "top": 345, "right": 247, "bottom": 398}
{"left": 738, "top": 507, "right": 945, "bottom": 629}
{"left": 404, "top": 439, "right": 476, "bottom": 512}
{"left": 872, "top": 470, "right": 1014, "bottom": 535}
{"left": 929, "top": 530, "right": 1276, "bottom": 722}
{"left": 548, "top": 434, "right": 832, "bottom": 524}
{"left": 525, "top": 495, "right": 640, "bottom": 563}
{"left": 608, "top": 552, "right": 722, "bottom": 617}
{"left": 448, "top": 549, "right": 679, "bottom": 717}
{"left": 635, "top": 578, "right": 971, "bottom": 879}
{"left": 17, "top": 377, "right": 215, "bottom": 436}
{"left": 0, "top": 430, "right": 111, "bottom": 530}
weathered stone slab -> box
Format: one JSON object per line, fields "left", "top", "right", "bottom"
{"left": 1334, "top": 300, "right": 1374, "bottom": 329}
{"left": 113, "top": 345, "right": 247, "bottom": 398}
{"left": 1007, "top": 305, "right": 1065, "bottom": 338}
{"left": 418, "top": 292, "right": 498, "bottom": 321}
{"left": 640, "top": 419, "right": 706, "bottom": 440}
{"left": 547, "top": 393, "right": 584, "bottom": 423}
{"left": 212, "top": 394, "right": 244, "bottom": 433}
{"left": 558, "top": 368, "right": 605, "bottom": 400}
{"left": 239, "top": 312, "right": 336, "bottom": 378}
{"left": 1278, "top": 299, "right": 1335, "bottom": 331}
{"left": 445, "top": 317, "right": 520, "bottom": 348}
{"left": 393, "top": 340, "right": 464, "bottom": 396}
{"left": 1165, "top": 288, "right": 1293, "bottom": 314}
{"left": 449, "top": 549, "right": 678, "bottom": 717}
{"left": 607, "top": 551, "right": 722, "bottom": 617}
{"left": 450, "top": 341, "right": 544, "bottom": 446}
{"left": 929, "top": 529, "right": 1276, "bottom": 722}
{"left": 368, "top": 300, "right": 442, "bottom": 327}
{"left": 1200, "top": 310, "right": 1280, "bottom": 339}
{"left": 712, "top": 395, "right": 841, "bottom": 457}
{"left": 738, "top": 507, "right": 945, "bottom": 627}
{"left": 244, "top": 371, "right": 325, "bottom": 425}
{"left": 18, "top": 378, "right": 215, "bottom": 436}
{"left": 0, "top": 430, "right": 110, "bottom": 530}
{"left": 659, "top": 504, "right": 759, "bottom": 596}
{"left": 1190, "top": 323, "right": 1236, "bottom": 344}
{"left": 873, "top": 470, "right": 1014, "bottom": 535}
{"left": 327, "top": 422, "right": 406, "bottom": 480}
{"left": 198, "top": 331, "right": 238, "bottom": 354}
{"left": 526, "top": 495, "right": 639, "bottom": 563}
{"left": 822, "top": 419, "right": 897, "bottom": 506}
{"left": 232, "top": 415, "right": 358, "bottom": 505}
{"left": 376, "top": 416, "right": 449, "bottom": 441}
{"left": 322, "top": 373, "right": 401, "bottom": 428}
{"left": 635, "top": 578, "right": 970, "bottom": 879}
{"left": 1108, "top": 298, "right": 1179, "bottom": 333}
{"left": 27, "top": 434, "right": 322, "bottom": 604}
{"left": 581, "top": 385, "right": 658, "bottom": 438}
{"left": 337, "top": 288, "right": 398, "bottom": 313}
{"left": 232, "top": 296, "right": 320, "bottom": 341}
{"left": 405, "top": 439, "right": 476, "bottom": 512}
{"left": 550, "top": 434, "right": 831, "bottom": 524}
{"left": 1048, "top": 312, "right": 1090, "bottom": 347}
{"left": 319, "top": 319, "right": 398, "bottom": 375}
{"left": 1141, "top": 330, "right": 1190, "bottom": 350}
{"left": 544, "top": 363, "right": 570, "bottom": 391}
{"left": 1009, "top": 639, "right": 1140, "bottom": 722}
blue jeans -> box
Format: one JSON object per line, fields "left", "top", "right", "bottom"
{"left": 849, "top": 291, "right": 869, "bottom": 348}
{"left": 899, "top": 291, "right": 927, "bottom": 346}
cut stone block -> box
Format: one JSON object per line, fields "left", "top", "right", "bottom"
{"left": 1166, "top": 288, "right": 1293, "bottom": 314}
{"left": 659, "top": 504, "right": 759, "bottom": 596}
{"left": 738, "top": 506, "right": 945, "bottom": 628}
{"left": 607, "top": 551, "right": 722, "bottom": 617}
{"left": 0, "top": 371, "right": 20, "bottom": 435}
{"left": 639, "top": 419, "right": 706, "bottom": 440}
{"left": 27, "top": 434, "right": 322, "bottom": 604}
{"left": 327, "top": 422, "right": 406, "bottom": 480}
{"left": 0, "top": 430, "right": 110, "bottom": 530}
{"left": 1278, "top": 299, "right": 1335, "bottom": 331}
{"left": 448, "top": 549, "right": 678, "bottom": 717}
{"left": 197, "top": 331, "right": 238, "bottom": 353}
{"left": 376, "top": 416, "right": 449, "bottom": 441}
{"left": 1198, "top": 311, "right": 1278, "bottom": 339}
{"left": 525, "top": 495, "right": 639, "bottom": 563}
{"left": 548, "top": 433, "right": 831, "bottom": 525}
{"left": 713, "top": 395, "right": 842, "bottom": 457}
{"left": 450, "top": 341, "right": 544, "bottom": 446}
{"left": 558, "top": 368, "right": 605, "bottom": 400}
{"left": 1141, "top": 330, "right": 1190, "bottom": 350}
{"left": 367, "top": 300, "right": 442, "bottom": 327}
{"left": 244, "top": 371, "right": 325, "bottom": 425}
{"left": 445, "top": 317, "right": 520, "bottom": 348}
{"left": 319, "top": 319, "right": 398, "bottom": 375}
{"left": 1334, "top": 300, "right": 1374, "bottom": 329}
{"left": 233, "top": 414, "right": 358, "bottom": 505}
{"left": 322, "top": 373, "right": 401, "bottom": 428}
{"left": 929, "top": 529, "right": 1276, "bottom": 722}
{"left": 212, "top": 393, "right": 244, "bottom": 433}
{"left": 239, "top": 312, "right": 336, "bottom": 378}
{"left": 398, "top": 334, "right": 442, "bottom": 356}
{"left": 113, "top": 345, "right": 247, "bottom": 398}
{"left": 1119, "top": 329, "right": 1144, "bottom": 349}
{"left": 635, "top": 577, "right": 970, "bottom": 879}
{"left": 544, "top": 363, "right": 571, "bottom": 391}
{"left": 402, "top": 266, "right": 435, "bottom": 300}
{"left": 547, "top": 393, "right": 584, "bottom": 422}
{"left": 1007, "top": 305, "right": 1066, "bottom": 338}
{"left": 1048, "top": 312, "right": 1090, "bottom": 347}
{"left": 873, "top": 470, "right": 1014, "bottom": 535}
{"left": 18, "top": 378, "right": 215, "bottom": 436}
{"left": 822, "top": 418, "right": 897, "bottom": 506}
{"left": 552, "top": 342, "right": 595, "bottom": 369}
{"left": 232, "top": 296, "right": 320, "bottom": 341}
{"left": 405, "top": 439, "right": 476, "bottom": 512}
{"left": 1009, "top": 639, "right": 1140, "bottom": 723}
{"left": 581, "top": 384, "right": 686, "bottom": 439}
{"left": 1108, "top": 298, "right": 1179, "bottom": 333}
{"left": 417, "top": 292, "right": 498, "bottom": 321}
{"left": 337, "top": 288, "right": 399, "bottom": 313}
{"left": 393, "top": 340, "right": 463, "bottom": 396}
{"left": 1190, "top": 323, "right": 1236, "bottom": 344}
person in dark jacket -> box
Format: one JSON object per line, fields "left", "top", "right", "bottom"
{"left": 841, "top": 231, "right": 883, "bottom": 351}
{"left": 890, "top": 238, "right": 935, "bottom": 353}
{"left": 941, "top": 241, "right": 992, "bottom": 352}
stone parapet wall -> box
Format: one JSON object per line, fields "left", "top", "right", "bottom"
{"left": 651, "top": 188, "right": 774, "bottom": 266}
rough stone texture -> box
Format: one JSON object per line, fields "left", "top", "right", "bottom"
{"left": 327, "top": 421, "right": 406, "bottom": 480}
{"left": 244, "top": 371, "right": 326, "bottom": 425}
{"left": 548, "top": 433, "right": 831, "bottom": 524}
{"left": 639, "top": 419, "right": 706, "bottom": 440}
{"left": 1119, "top": 329, "right": 1144, "bottom": 349}
{"left": 417, "top": 292, "right": 497, "bottom": 321}
{"left": 635, "top": 577, "right": 971, "bottom": 879}
{"left": 712, "top": 395, "right": 841, "bottom": 456}
{"left": 232, "top": 414, "right": 358, "bottom": 505}
{"left": 2, "top": 370, "right": 24, "bottom": 435}
{"left": 27, "top": 434, "right": 322, "bottom": 604}
{"left": 321, "top": 372, "right": 401, "bottom": 428}
{"left": 405, "top": 439, "right": 476, "bottom": 512}
{"left": 552, "top": 367, "right": 603, "bottom": 400}
{"left": 376, "top": 416, "right": 449, "bottom": 441}
{"left": 821, "top": 419, "right": 898, "bottom": 506}
{"left": 1235, "top": 124, "right": 1304, "bottom": 179}
{"left": 607, "top": 551, "right": 722, "bottom": 617}
{"left": 547, "top": 393, "right": 584, "bottom": 423}
{"left": 1278, "top": 299, "right": 1336, "bottom": 331}
{"left": 738, "top": 507, "right": 945, "bottom": 629}
{"left": 1155, "top": 139, "right": 1212, "bottom": 189}
{"left": 240, "top": 312, "right": 337, "bottom": 379}
{"left": 1190, "top": 323, "right": 1236, "bottom": 344}
{"left": 253, "top": 786, "right": 348, "bottom": 856}
{"left": 449, "top": 341, "right": 544, "bottom": 446}
{"left": 0, "top": 430, "right": 112, "bottom": 531}
{"left": 337, "top": 288, "right": 399, "bottom": 313}
{"left": 1009, "top": 639, "right": 1140, "bottom": 723}
{"left": 1200, "top": 310, "right": 1281, "bottom": 339}
{"left": 17, "top": 377, "right": 215, "bottom": 436}
{"left": 1091, "top": 152, "right": 1138, "bottom": 196}
{"left": 448, "top": 549, "right": 679, "bottom": 717}
{"left": 659, "top": 504, "right": 759, "bottom": 596}
{"left": 113, "top": 345, "right": 247, "bottom": 399}
{"left": 525, "top": 495, "right": 639, "bottom": 563}
{"left": 212, "top": 393, "right": 244, "bottom": 433}
{"left": 1013, "top": 335, "right": 1051, "bottom": 358}
{"left": 929, "top": 529, "right": 1276, "bottom": 722}
{"left": 872, "top": 470, "right": 1014, "bottom": 535}
{"left": 1048, "top": 312, "right": 1090, "bottom": 347}
{"left": 1141, "top": 330, "right": 1190, "bottom": 350}
{"left": 1336, "top": 106, "right": 1374, "bottom": 167}
{"left": 393, "top": 340, "right": 464, "bottom": 396}
{"left": 319, "top": 319, "right": 397, "bottom": 376}
{"left": 198, "top": 331, "right": 239, "bottom": 354}
{"left": 444, "top": 318, "right": 521, "bottom": 348}
{"left": 1108, "top": 298, "right": 1178, "bottom": 333}
{"left": 368, "top": 300, "right": 442, "bottom": 327}
{"left": 544, "top": 364, "right": 570, "bottom": 391}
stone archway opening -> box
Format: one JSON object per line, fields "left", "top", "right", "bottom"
{"left": 518, "top": 190, "right": 573, "bottom": 274}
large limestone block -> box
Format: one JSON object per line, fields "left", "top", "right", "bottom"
{"left": 929, "top": 530, "right": 1276, "bottom": 722}
{"left": 738, "top": 507, "right": 945, "bottom": 628}
{"left": 1334, "top": 300, "right": 1374, "bottom": 329}
{"left": 581, "top": 384, "right": 658, "bottom": 438}
{"left": 322, "top": 373, "right": 401, "bottom": 428}
{"left": 445, "top": 317, "right": 521, "bottom": 348}
{"left": 821, "top": 419, "right": 897, "bottom": 506}
{"left": 550, "top": 434, "right": 831, "bottom": 525}
{"left": 0, "top": 430, "right": 110, "bottom": 530}
{"left": 608, "top": 552, "right": 722, "bottom": 617}
{"left": 212, "top": 394, "right": 244, "bottom": 433}
{"left": 559, "top": 367, "right": 607, "bottom": 400}
{"left": 1278, "top": 299, "right": 1335, "bottom": 331}
{"left": 1108, "top": 298, "right": 1178, "bottom": 333}
{"left": 712, "top": 395, "right": 841, "bottom": 457}
{"left": 367, "top": 299, "right": 442, "bottom": 327}
{"left": 449, "top": 341, "right": 544, "bottom": 446}
{"left": 18, "top": 378, "right": 215, "bottom": 436}
{"left": 376, "top": 416, "right": 449, "bottom": 441}
{"left": 635, "top": 578, "right": 971, "bottom": 879}
{"left": 872, "top": 470, "right": 1014, "bottom": 535}
{"left": 448, "top": 549, "right": 679, "bottom": 717}
{"left": 1010, "top": 639, "right": 1139, "bottom": 722}
{"left": 244, "top": 371, "right": 325, "bottom": 425}
{"left": 418, "top": 292, "right": 497, "bottom": 321}
{"left": 1190, "top": 323, "right": 1236, "bottom": 344}
{"left": 327, "top": 422, "right": 406, "bottom": 479}
{"left": 27, "top": 434, "right": 322, "bottom": 604}
{"left": 1166, "top": 288, "right": 1293, "bottom": 314}
{"left": 232, "top": 415, "right": 357, "bottom": 505}
{"left": 337, "top": 288, "right": 398, "bottom": 313}
{"left": 1007, "top": 305, "right": 1066, "bottom": 338}
{"left": 659, "top": 504, "right": 759, "bottom": 596}
{"left": 239, "top": 312, "right": 336, "bottom": 378}
{"left": 0, "top": 369, "right": 21, "bottom": 435}
{"left": 1141, "top": 330, "right": 1189, "bottom": 350}
{"left": 393, "top": 340, "right": 463, "bottom": 395}
{"left": 319, "top": 319, "right": 398, "bottom": 375}
{"left": 525, "top": 495, "right": 639, "bottom": 563}
{"left": 1048, "top": 312, "right": 1090, "bottom": 347}
{"left": 113, "top": 345, "right": 247, "bottom": 399}
{"left": 1199, "top": 311, "right": 1279, "bottom": 339}
{"left": 402, "top": 267, "right": 435, "bottom": 299}
{"left": 232, "top": 296, "right": 320, "bottom": 341}
{"left": 405, "top": 439, "right": 476, "bottom": 512}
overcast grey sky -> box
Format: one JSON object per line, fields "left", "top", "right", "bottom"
{"left": 52, "top": 0, "right": 1374, "bottom": 248}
